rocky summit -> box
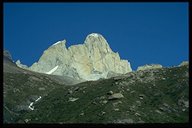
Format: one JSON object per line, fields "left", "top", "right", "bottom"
{"left": 28, "top": 33, "right": 132, "bottom": 81}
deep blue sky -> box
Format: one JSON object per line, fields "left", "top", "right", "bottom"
{"left": 3, "top": 3, "right": 188, "bottom": 70}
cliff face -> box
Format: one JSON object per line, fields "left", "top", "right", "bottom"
{"left": 29, "top": 33, "right": 132, "bottom": 81}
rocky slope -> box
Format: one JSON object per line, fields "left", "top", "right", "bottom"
{"left": 3, "top": 51, "right": 189, "bottom": 123}
{"left": 27, "top": 33, "right": 132, "bottom": 81}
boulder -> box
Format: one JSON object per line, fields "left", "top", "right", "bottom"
{"left": 68, "top": 97, "right": 79, "bottom": 102}
{"left": 108, "top": 93, "right": 124, "bottom": 100}
{"left": 102, "top": 100, "right": 108, "bottom": 104}
{"left": 107, "top": 91, "right": 113, "bottom": 95}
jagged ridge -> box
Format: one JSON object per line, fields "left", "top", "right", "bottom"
{"left": 28, "top": 33, "right": 132, "bottom": 81}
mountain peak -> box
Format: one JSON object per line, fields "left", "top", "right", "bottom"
{"left": 85, "top": 33, "right": 107, "bottom": 44}
{"left": 84, "top": 33, "right": 111, "bottom": 53}
{"left": 88, "top": 33, "right": 101, "bottom": 37}
{"left": 28, "top": 33, "right": 132, "bottom": 81}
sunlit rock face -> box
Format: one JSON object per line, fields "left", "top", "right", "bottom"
{"left": 28, "top": 33, "right": 132, "bottom": 81}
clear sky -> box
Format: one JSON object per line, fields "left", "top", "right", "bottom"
{"left": 3, "top": 2, "right": 188, "bottom": 70}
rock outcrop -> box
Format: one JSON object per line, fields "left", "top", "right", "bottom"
{"left": 4, "top": 50, "right": 13, "bottom": 61}
{"left": 28, "top": 33, "right": 132, "bottom": 81}
{"left": 137, "top": 64, "right": 162, "bottom": 71}
{"left": 16, "top": 60, "right": 28, "bottom": 69}
{"left": 178, "top": 61, "right": 188, "bottom": 67}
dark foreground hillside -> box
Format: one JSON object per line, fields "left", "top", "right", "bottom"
{"left": 3, "top": 57, "right": 189, "bottom": 123}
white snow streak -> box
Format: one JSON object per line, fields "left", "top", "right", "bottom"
{"left": 28, "top": 102, "right": 34, "bottom": 110}
{"left": 35, "top": 96, "right": 42, "bottom": 102}
{"left": 28, "top": 96, "right": 42, "bottom": 111}
{"left": 45, "top": 65, "right": 59, "bottom": 74}
{"left": 52, "top": 41, "right": 61, "bottom": 46}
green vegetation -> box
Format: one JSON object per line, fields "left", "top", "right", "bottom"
{"left": 3, "top": 65, "right": 189, "bottom": 123}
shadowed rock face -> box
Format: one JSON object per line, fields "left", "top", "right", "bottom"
{"left": 3, "top": 50, "right": 21, "bottom": 73}
{"left": 28, "top": 33, "right": 132, "bottom": 81}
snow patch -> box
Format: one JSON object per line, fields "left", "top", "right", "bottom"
{"left": 45, "top": 66, "right": 59, "bottom": 74}
{"left": 89, "top": 33, "right": 99, "bottom": 37}
{"left": 28, "top": 96, "right": 42, "bottom": 111}
{"left": 35, "top": 96, "right": 42, "bottom": 102}
{"left": 53, "top": 41, "right": 61, "bottom": 46}
{"left": 28, "top": 102, "right": 34, "bottom": 110}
